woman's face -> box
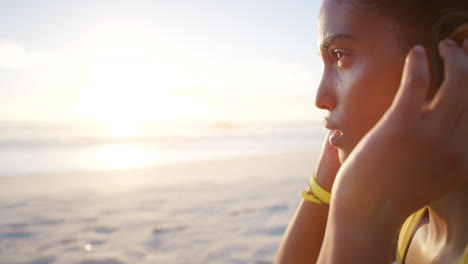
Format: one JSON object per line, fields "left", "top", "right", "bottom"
{"left": 316, "top": 0, "right": 408, "bottom": 162}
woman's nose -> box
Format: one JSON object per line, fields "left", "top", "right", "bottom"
{"left": 315, "top": 74, "right": 336, "bottom": 110}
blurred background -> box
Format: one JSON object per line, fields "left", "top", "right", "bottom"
{"left": 0, "top": 0, "right": 325, "bottom": 176}
{"left": 0, "top": 1, "right": 325, "bottom": 263}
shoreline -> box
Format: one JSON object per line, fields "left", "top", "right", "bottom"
{"left": 0, "top": 150, "right": 319, "bottom": 197}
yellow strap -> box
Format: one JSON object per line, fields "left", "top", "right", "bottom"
{"left": 396, "top": 207, "right": 427, "bottom": 264}
{"left": 308, "top": 174, "right": 331, "bottom": 204}
{"left": 396, "top": 207, "right": 468, "bottom": 264}
{"left": 460, "top": 245, "right": 468, "bottom": 264}
{"left": 301, "top": 189, "right": 324, "bottom": 204}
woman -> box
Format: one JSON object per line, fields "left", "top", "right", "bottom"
{"left": 276, "top": 0, "right": 468, "bottom": 263}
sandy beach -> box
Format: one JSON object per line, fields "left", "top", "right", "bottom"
{"left": 0, "top": 150, "right": 319, "bottom": 264}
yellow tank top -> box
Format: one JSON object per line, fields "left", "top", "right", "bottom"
{"left": 396, "top": 207, "right": 468, "bottom": 264}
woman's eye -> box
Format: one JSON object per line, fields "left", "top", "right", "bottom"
{"left": 330, "top": 49, "right": 351, "bottom": 67}
{"left": 331, "top": 49, "right": 345, "bottom": 60}
{"left": 335, "top": 51, "right": 344, "bottom": 60}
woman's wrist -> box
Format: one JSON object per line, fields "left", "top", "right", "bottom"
{"left": 314, "top": 151, "right": 340, "bottom": 192}
{"left": 314, "top": 170, "right": 334, "bottom": 192}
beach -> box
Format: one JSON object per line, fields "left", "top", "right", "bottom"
{"left": 0, "top": 150, "right": 319, "bottom": 264}
{"left": 0, "top": 1, "right": 324, "bottom": 263}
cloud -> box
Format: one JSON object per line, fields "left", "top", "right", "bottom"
{"left": 0, "top": 41, "right": 54, "bottom": 69}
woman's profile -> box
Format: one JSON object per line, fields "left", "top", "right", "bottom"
{"left": 275, "top": 0, "right": 468, "bottom": 263}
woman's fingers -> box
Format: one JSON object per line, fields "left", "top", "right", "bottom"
{"left": 391, "top": 45, "right": 430, "bottom": 120}
{"left": 315, "top": 131, "right": 341, "bottom": 191}
{"left": 431, "top": 39, "right": 468, "bottom": 124}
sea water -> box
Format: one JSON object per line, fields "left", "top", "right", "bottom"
{"left": 0, "top": 120, "right": 326, "bottom": 177}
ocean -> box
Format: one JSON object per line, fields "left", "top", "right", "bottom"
{"left": 0, "top": 120, "right": 326, "bottom": 177}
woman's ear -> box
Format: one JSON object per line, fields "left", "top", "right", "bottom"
{"left": 449, "top": 23, "right": 468, "bottom": 46}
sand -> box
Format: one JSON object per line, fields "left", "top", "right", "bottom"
{"left": 0, "top": 151, "right": 319, "bottom": 264}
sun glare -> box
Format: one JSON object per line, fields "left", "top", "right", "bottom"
{"left": 72, "top": 23, "right": 214, "bottom": 126}
{"left": 107, "top": 122, "right": 141, "bottom": 138}
{"left": 95, "top": 144, "right": 158, "bottom": 170}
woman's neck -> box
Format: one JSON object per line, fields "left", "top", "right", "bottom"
{"left": 428, "top": 181, "right": 468, "bottom": 252}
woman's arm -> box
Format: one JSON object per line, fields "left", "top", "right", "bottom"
{"left": 274, "top": 199, "right": 329, "bottom": 264}
{"left": 275, "top": 135, "right": 340, "bottom": 264}
{"left": 318, "top": 40, "right": 468, "bottom": 263}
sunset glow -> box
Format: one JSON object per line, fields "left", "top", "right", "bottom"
{"left": 1, "top": 1, "right": 322, "bottom": 124}
{"left": 107, "top": 121, "right": 141, "bottom": 138}
{"left": 72, "top": 28, "right": 216, "bottom": 125}
{"left": 95, "top": 144, "right": 158, "bottom": 170}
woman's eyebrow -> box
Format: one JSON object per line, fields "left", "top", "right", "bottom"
{"left": 319, "top": 33, "right": 357, "bottom": 51}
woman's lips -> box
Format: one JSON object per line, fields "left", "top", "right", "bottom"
{"left": 328, "top": 130, "right": 343, "bottom": 147}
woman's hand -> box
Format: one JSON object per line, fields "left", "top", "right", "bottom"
{"left": 334, "top": 39, "right": 468, "bottom": 221}
{"left": 314, "top": 131, "right": 341, "bottom": 192}
{"left": 318, "top": 39, "right": 468, "bottom": 263}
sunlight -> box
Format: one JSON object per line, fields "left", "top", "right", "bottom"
{"left": 72, "top": 23, "right": 215, "bottom": 125}
{"left": 107, "top": 121, "right": 141, "bottom": 138}
{"left": 95, "top": 144, "right": 158, "bottom": 170}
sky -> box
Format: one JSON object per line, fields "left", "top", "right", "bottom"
{"left": 0, "top": 0, "right": 324, "bottom": 124}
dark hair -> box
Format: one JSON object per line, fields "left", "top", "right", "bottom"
{"left": 338, "top": 0, "right": 468, "bottom": 88}
{"left": 340, "top": 0, "right": 468, "bottom": 49}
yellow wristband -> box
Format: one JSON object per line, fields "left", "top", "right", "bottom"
{"left": 301, "top": 173, "right": 331, "bottom": 205}
{"left": 309, "top": 173, "right": 331, "bottom": 204}
{"left": 301, "top": 189, "right": 325, "bottom": 204}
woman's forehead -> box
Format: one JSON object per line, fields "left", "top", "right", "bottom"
{"left": 318, "top": 0, "right": 398, "bottom": 48}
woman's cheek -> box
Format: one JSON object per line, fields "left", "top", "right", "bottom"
{"left": 338, "top": 64, "right": 384, "bottom": 150}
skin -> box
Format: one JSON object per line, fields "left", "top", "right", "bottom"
{"left": 319, "top": 40, "right": 468, "bottom": 263}
{"left": 275, "top": 133, "right": 340, "bottom": 264}
{"left": 316, "top": 0, "right": 407, "bottom": 163}
{"left": 276, "top": 0, "right": 405, "bottom": 261}
{"left": 276, "top": 0, "right": 468, "bottom": 263}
